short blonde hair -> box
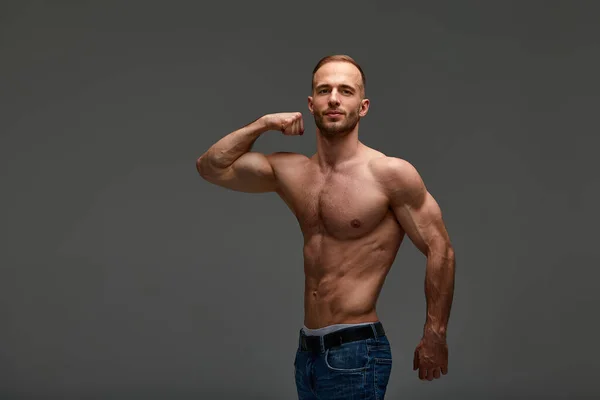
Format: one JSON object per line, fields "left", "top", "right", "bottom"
{"left": 311, "top": 54, "right": 366, "bottom": 95}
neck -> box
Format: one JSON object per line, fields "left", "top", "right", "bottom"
{"left": 315, "top": 125, "right": 361, "bottom": 170}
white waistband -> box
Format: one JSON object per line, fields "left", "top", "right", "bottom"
{"left": 302, "top": 321, "right": 378, "bottom": 337}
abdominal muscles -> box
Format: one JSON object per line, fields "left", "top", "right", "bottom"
{"left": 302, "top": 211, "right": 404, "bottom": 327}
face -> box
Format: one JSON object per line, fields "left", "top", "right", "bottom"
{"left": 308, "top": 61, "right": 369, "bottom": 137}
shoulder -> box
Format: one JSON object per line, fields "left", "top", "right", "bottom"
{"left": 267, "top": 151, "right": 308, "bottom": 160}
{"left": 266, "top": 151, "right": 310, "bottom": 166}
{"left": 266, "top": 152, "right": 312, "bottom": 176}
{"left": 368, "top": 155, "right": 428, "bottom": 209}
{"left": 369, "top": 156, "right": 424, "bottom": 190}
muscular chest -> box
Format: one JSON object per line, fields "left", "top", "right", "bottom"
{"left": 287, "top": 170, "right": 391, "bottom": 240}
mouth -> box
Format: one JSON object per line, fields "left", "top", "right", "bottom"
{"left": 325, "top": 111, "right": 344, "bottom": 116}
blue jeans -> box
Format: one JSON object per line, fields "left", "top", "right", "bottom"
{"left": 294, "top": 324, "right": 393, "bottom": 399}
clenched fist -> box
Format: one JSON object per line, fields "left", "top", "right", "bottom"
{"left": 264, "top": 112, "right": 304, "bottom": 136}
{"left": 413, "top": 334, "right": 449, "bottom": 381}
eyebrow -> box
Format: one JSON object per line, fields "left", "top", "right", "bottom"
{"left": 315, "top": 83, "right": 357, "bottom": 91}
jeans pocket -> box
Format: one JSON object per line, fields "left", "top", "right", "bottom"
{"left": 324, "top": 342, "right": 369, "bottom": 372}
{"left": 367, "top": 338, "right": 392, "bottom": 362}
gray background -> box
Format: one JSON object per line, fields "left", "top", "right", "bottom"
{"left": 1, "top": 1, "right": 599, "bottom": 399}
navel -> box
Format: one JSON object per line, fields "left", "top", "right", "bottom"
{"left": 350, "top": 219, "right": 361, "bottom": 228}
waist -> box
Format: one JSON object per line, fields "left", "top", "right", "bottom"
{"left": 298, "top": 321, "right": 386, "bottom": 353}
{"left": 304, "top": 287, "right": 381, "bottom": 328}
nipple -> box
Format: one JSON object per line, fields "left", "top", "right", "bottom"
{"left": 351, "top": 219, "right": 361, "bottom": 228}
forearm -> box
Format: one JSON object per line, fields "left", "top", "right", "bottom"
{"left": 197, "top": 116, "right": 270, "bottom": 173}
{"left": 423, "top": 245, "right": 455, "bottom": 340}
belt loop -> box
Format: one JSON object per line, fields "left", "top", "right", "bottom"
{"left": 320, "top": 335, "right": 325, "bottom": 353}
{"left": 370, "top": 322, "right": 379, "bottom": 341}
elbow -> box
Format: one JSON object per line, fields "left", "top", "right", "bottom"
{"left": 196, "top": 153, "right": 228, "bottom": 183}
{"left": 196, "top": 154, "right": 212, "bottom": 179}
{"left": 445, "top": 243, "right": 455, "bottom": 261}
{"left": 196, "top": 155, "right": 205, "bottom": 177}
{"left": 428, "top": 240, "right": 454, "bottom": 261}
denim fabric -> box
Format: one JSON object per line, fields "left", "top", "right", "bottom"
{"left": 293, "top": 327, "right": 393, "bottom": 400}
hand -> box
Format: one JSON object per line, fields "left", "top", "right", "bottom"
{"left": 413, "top": 334, "right": 448, "bottom": 381}
{"left": 264, "top": 112, "right": 304, "bottom": 136}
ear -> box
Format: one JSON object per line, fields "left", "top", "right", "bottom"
{"left": 307, "top": 96, "right": 314, "bottom": 115}
{"left": 359, "top": 98, "right": 370, "bottom": 117}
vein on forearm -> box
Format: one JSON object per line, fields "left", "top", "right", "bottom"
{"left": 424, "top": 245, "right": 455, "bottom": 338}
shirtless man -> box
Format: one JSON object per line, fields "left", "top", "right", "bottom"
{"left": 196, "top": 55, "right": 455, "bottom": 399}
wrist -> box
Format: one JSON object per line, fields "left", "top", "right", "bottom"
{"left": 259, "top": 114, "right": 274, "bottom": 131}
{"left": 423, "top": 324, "right": 447, "bottom": 340}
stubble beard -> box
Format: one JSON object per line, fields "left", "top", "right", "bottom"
{"left": 314, "top": 106, "right": 361, "bottom": 138}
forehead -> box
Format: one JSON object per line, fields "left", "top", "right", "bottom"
{"left": 313, "top": 61, "right": 362, "bottom": 89}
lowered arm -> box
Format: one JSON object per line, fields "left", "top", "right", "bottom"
{"left": 375, "top": 157, "right": 456, "bottom": 339}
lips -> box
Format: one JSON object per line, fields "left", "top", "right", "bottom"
{"left": 325, "top": 111, "right": 343, "bottom": 115}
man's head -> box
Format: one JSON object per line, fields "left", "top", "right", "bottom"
{"left": 308, "top": 55, "right": 370, "bottom": 137}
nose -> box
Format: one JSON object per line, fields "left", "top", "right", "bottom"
{"left": 328, "top": 90, "right": 340, "bottom": 107}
